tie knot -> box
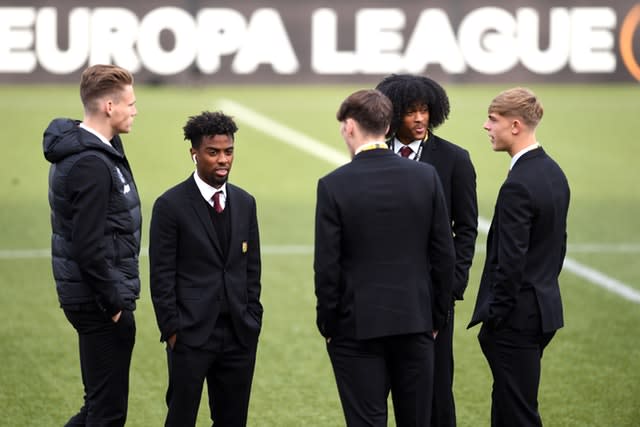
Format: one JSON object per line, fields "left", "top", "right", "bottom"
{"left": 399, "top": 145, "right": 413, "bottom": 158}
{"left": 212, "top": 191, "right": 223, "bottom": 213}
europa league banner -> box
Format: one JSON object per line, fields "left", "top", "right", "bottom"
{"left": 1, "top": 0, "right": 639, "bottom": 84}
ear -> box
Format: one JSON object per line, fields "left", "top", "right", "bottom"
{"left": 344, "top": 118, "right": 356, "bottom": 136}
{"left": 104, "top": 99, "right": 114, "bottom": 118}
{"left": 511, "top": 119, "right": 522, "bottom": 135}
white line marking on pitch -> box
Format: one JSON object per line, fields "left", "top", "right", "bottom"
{"left": 218, "top": 99, "right": 640, "bottom": 304}
{"left": 218, "top": 99, "right": 350, "bottom": 166}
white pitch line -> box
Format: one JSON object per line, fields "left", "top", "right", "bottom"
{"left": 218, "top": 99, "right": 350, "bottom": 166}
{"left": 563, "top": 258, "right": 640, "bottom": 303}
{"left": 217, "top": 98, "right": 640, "bottom": 304}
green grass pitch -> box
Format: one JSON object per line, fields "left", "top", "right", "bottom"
{"left": 0, "top": 83, "right": 639, "bottom": 426}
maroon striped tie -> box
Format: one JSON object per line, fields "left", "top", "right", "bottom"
{"left": 212, "top": 191, "right": 223, "bottom": 213}
{"left": 400, "top": 146, "right": 413, "bottom": 158}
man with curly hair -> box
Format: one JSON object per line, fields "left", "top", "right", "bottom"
{"left": 376, "top": 74, "right": 478, "bottom": 427}
{"left": 149, "top": 111, "right": 263, "bottom": 427}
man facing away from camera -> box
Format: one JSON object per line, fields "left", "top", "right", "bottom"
{"left": 376, "top": 74, "right": 478, "bottom": 427}
{"left": 468, "top": 87, "right": 570, "bottom": 426}
{"left": 149, "top": 111, "right": 263, "bottom": 427}
{"left": 314, "top": 88, "right": 456, "bottom": 426}
{"left": 43, "top": 64, "right": 140, "bottom": 426}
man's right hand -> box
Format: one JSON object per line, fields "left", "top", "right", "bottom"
{"left": 168, "top": 334, "right": 177, "bottom": 349}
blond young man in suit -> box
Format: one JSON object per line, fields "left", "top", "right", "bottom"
{"left": 468, "top": 87, "right": 570, "bottom": 426}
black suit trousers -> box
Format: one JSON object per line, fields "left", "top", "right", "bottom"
{"left": 63, "top": 309, "right": 136, "bottom": 427}
{"left": 164, "top": 315, "right": 257, "bottom": 427}
{"left": 432, "top": 308, "right": 455, "bottom": 427}
{"left": 477, "top": 289, "right": 555, "bottom": 427}
{"left": 327, "top": 333, "right": 434, "bottom": 427}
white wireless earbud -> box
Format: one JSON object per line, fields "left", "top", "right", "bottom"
{"left": 192, "top": 154, "right": 197, "bottom": 164}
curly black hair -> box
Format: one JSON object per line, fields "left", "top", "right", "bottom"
{"left": 375, "top": 74, "right": 450, "bottom": 137}
{"left": 183, "top": 111, "right": 238, "bottom": 148}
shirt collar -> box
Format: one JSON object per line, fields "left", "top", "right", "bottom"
{"left": 355, "top": 140, "right": 388, "bottom": 155}
{"left": 393, "top": 137, "right": 422, "bottom": 155}
{"left": 193, "top": 171, "right": 227, "bottom": 205}
{"left": 79, "top": 122, "right": 113, "bottom": 148}
{"left": 510, "top": 142, "right": 541, "bottom": 170}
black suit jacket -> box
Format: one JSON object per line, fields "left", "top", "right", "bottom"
{"left": 468, "top": 148, "right": 569, "bottom": 333}
{"left": 149, "top": 175, "right": 263, "bottom": 348}
{"left": 314, "top": 148, "right": 456, "bottom": 340}
{"left": 413, "top": 133, "right": 478, "bottom": 300}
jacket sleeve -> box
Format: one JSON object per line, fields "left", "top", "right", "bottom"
{"left": 68, "top": 156, "right": 124, "bottom": 316}
{"left": 450, "top": 149, "right": 478, "bottom": 300}
{"left": 428, "top": 172, "right": 456, "bottom": 330}
{"left": 313, "top": 178, "right": 342, "bottom": 338}
{"left": 149, "top": 195, "right": 181, "bottom": 341}
{"left": 488, "top": 181, "right": 533, "bottom": 325}
{"left": 246, "top": 196, "right": 263, "bottom": 324}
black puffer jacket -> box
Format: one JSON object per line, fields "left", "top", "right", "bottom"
{"left": 43, "top": 118, "right": 141, "bottom": 314}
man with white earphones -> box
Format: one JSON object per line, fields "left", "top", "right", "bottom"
{"left": 149, "top": 111, "right": 263, "bottom": 427}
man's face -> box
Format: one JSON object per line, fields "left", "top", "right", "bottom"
{"left": 396, "top": 103, "right": 429, "bottom": 144}
{"left": 109, "top": 85, "right": 137, "bottom": 135}
{"left": 192, "top": 134, "right": 234, "bottom": 189}
{"left": 483, "top": 112, "right": 513, "bottom": 153}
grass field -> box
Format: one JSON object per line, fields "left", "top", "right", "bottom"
{"left": 1, "top": 82, "right": 639, "bottom": 426}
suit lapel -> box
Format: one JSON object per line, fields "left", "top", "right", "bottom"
{"left": 419, "top": 133, "right": 440, "bottom": 163}
{"left": 225, "top": 185, "right": 238, "bottom": 266}
{"left": 187, "top": 177, "right": 224, "bottom": 258}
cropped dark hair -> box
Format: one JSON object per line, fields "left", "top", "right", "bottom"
{"left": 375, "top": 74, "right": 450, "bottom": 137}
{"left": 336, "top": 89, "right": 392, "bottom": 137}
{"left": 80, "top": 64, "right": 133, "bottom": 113}
{"left": 183, "top": 111, "right": 238, "bottom": 148}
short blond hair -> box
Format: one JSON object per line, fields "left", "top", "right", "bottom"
{"left": 488, "top": 87, "right": 543, "bottom": 128}
{"left": 80, "top": 64, "right": 134, "bottom": 113}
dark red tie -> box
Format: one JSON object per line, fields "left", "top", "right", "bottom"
{"left": 399, "top": 146, "right": 413, "bottom": 158}
{"left": 212, "top": 191, "right": 223, "bottom": 213}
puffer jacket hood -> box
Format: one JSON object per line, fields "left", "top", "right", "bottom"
{"left": 43, "top": 118, "right": 121, "bottom": 164}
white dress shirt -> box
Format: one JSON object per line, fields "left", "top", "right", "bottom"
{"left": 193, "top": 171, "right": 227, "bottom": 210}
{"left": 392, "top": 138, "right": 423, "bottom": 160}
